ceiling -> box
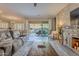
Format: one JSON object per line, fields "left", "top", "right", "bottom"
{"left": 0, "top": 3, "right": 68, "bottom": 19}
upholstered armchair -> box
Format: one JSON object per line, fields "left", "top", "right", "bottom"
{"left": 0, "top": 39, "right": 13, "bottom": 56}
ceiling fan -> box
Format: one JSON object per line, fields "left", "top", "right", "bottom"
{"left": 34, "top": 3, "right": 37, "bottom": 7}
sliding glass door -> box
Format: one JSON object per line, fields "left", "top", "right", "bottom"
{"left": 29, "top": 21, "right": 49, "bottom": 37}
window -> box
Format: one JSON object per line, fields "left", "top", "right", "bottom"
{"left": 0, "top": 22, "right": 8, "bottom": 29}
{"left": 13, "top": 23, "right": 24, "bottom": 30}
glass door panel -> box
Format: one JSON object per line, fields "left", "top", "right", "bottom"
{"left": 29, "top": 21, "right": 49, "bottom": 37}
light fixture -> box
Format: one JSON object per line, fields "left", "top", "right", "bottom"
{"left": 59, "top": 21, "right": 63, "bottom": 26}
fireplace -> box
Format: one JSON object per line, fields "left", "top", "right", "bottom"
{"left": 72, "top": 37, "right": 79, "bottom": 50}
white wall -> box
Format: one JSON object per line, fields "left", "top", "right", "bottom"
{"left": 56, "top": 4, "right": 70, "bottom": 32}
